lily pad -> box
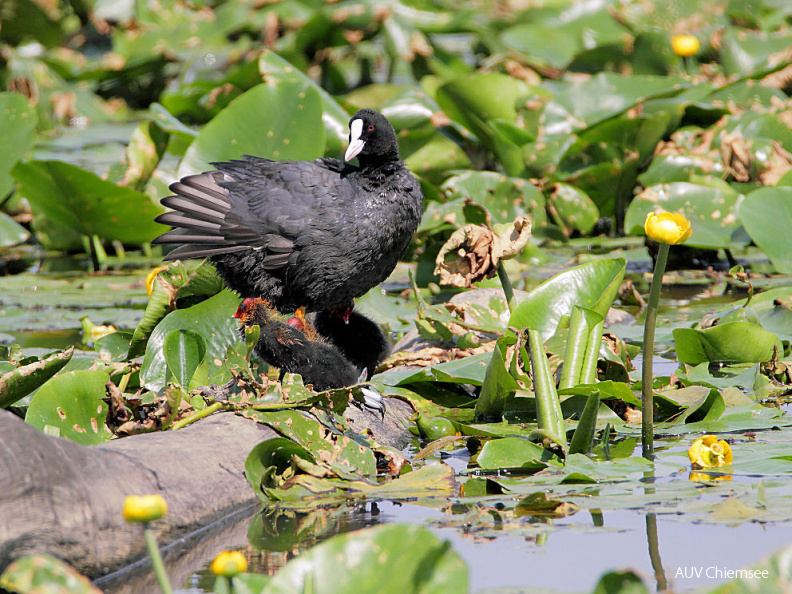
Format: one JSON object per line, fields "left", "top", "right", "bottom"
{"left": 508, "top": 258, "right": 626, "bottom": 341}
{"left": 739, "top": 187, "right": 792, "bottom": 274}
{"left": 673, "top": 321, "right": 783, "bottom": 366}
{"left": 0, "top": 91, "right": 37, "bottom": 200}
{"left": 178, "top": 80, "right": 325, "bottom": 177}
{"left": 625, "top": 180, "right": 748, "bottom": 249}
{"left": 0, "top": 554, "right": 101, "bottom": 594}
{"left": 261, "top": 524, "right": 468, "bottom": 594}
{"left": 25, "top": 369, "right": 112, "bottom": 445}
{"left": 0, "top": 347, "right": 73, "bottom": 409}
{"left": 12, "top": 160, "right": 166, "bottom": 244}
{"left": 139, "top": 290, "right": 241, "bottom": 392}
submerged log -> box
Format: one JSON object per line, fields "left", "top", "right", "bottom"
{"left": 0, "top": 398, "right": 414, "bottom": 583}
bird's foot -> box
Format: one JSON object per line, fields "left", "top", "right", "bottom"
{"left": 352, "top": 368, "right": 385, "bottom": 418}
{"left": 357, "top": 385, "right": 386, "bottom": 418}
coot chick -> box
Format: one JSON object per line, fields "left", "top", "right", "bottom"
{"left": 236, "top": 298, "right": 385, "bottom": 413}
{"left": 153, "top": 110, "right": 423, "bottom": 314}
{"left": 314, "top": 309, "right": 390, "bottom": 379}
{"left": 235, "top": 298, "right": 358, "bottom": 391}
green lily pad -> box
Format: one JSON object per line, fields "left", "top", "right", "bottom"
{"left": 260, "top": 524, "right": 467, "bottom": 594}
{"left": 163, "top": 329, "right": 206, "bottom": 389}
{"left": 0, "top": 91, "right": 36, "bottom": 201}
{"left": 12, "top": 159, "right": 166, "bottom": 244}
{"left": 25, "top": 369, "right": 112, "bottom": 444}
{"left": 440, "top": 170, "right": 547, "bottom": 228}
{"left": 739, "top": 187, "right": 792, "bottom": 274}
{"left": 0, "top": 212, "right": 29, "bottom": 248}
{"left": 508, "top": 258, "right": 626, "bottom": 341}
{"left": 258, "top": 50, "right": 350, "bottom": 158}
{"left": 0, "top": 554, "right": 101, "bottom": 594}
{"left": 0, "top": 347, "right": 73, "bottom": 409}
{"left": 139, "top": 290, "right": 241, "bottom": 392}
{"left": 625, "top": 180, "right": 748, "bottom": 249}
{"left": 673, "top": 321, "right": 783, "bottom": 366}
{"left": 476, "top": 436, "right": 560, "bottom": 471}
{"left": 178, "top": 80, "right": 325, "bottom": 177}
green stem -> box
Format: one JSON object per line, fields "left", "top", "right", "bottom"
{"left": 143, "top": 526, "right": 173, "bottom": 594}
{"left": 214, "top": 576, "right": 231, "bottom": 594}
{"left": 497, "top": 261, "right": 514, "bottom": 314}
{"left": 168, "top": 401, "right": 225, "bottom": 430}
{"left": 641, "top": 243, "right": 670, "bottom": 461}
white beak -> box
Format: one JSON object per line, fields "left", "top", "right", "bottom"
{"left": 345, "top": 118, "right": 365, "bottom": 162}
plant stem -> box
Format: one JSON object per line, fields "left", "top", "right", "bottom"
{"left": 168, "top": 401, "right": 225, "bottom": 430}
{"left": 143, "top": 526, "right": 173, "bottom": 594}
{"left": 641, "top": 243, "right": 669, "bottom": 461}
{"left": 497, "top": 261, "right": 514, "bottom": 313}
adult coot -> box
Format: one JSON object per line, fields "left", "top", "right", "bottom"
{"left": 153, "top": 109, "right": 423, "bottom": 315}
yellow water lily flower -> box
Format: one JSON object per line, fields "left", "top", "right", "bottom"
{"left": 211, "top": 550, "right": 248, "bottom": 577}
{"left": 644, "top": 211, "right": 692, "bottom": 245}
{"left": 145, "top": 265, "right": 168, "bottom": 296}
{"left": 688, "top": 435, "right": 733, "bottom": 468}
{"left": 122, "top": 494, "right": 168, "bottom": 523}
{"left": 672, "top": 35, "right": 700, "bottom": 57}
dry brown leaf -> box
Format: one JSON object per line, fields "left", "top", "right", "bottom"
{"left": 434, "top": 216, "right": 532, "bottom": 288}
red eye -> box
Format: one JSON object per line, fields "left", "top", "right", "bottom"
{"left": 368, "top": 124, "right": 375, "bottom": 132}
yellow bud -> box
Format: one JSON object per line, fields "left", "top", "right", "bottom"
{"left": 122, "top": 494, "right": 168, "bottom": 523}
{"left": 89, "top": 324, "right": 116, "bottom": 341}
{"left": 145, "top": 265, "right": 169, "bottom": 296}
{"left": 688, "top": 435, "right": 733, "bottom": 468}
{"left": 211, "top": 550, "right": 248, "bottom": 577}
{"left": 672, "top": 35, "right": 700, "bottom": 57}
{"left": 644, "top": 211, "right": 692, "bottom": 245}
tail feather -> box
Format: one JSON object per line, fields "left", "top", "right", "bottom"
{"left": 155, "top": 213, "right": 223, "bottom": 233}
{"left": 160, "top": 196, "right": 227, "bottom": 223}
{"left": 172, "top": 171, "right": 231, "bottom": 203}
{"left": 152, "top": 229, "right": 225, "bottom": 245}
{"left": 162, "top": 244, "right": 250, "bottom": 260}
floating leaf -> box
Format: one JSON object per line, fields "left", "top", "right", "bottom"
{"left": 12, "top": 160, "right": 165, "bottom": 244}
{"left": 0, "top": 554, "right": 101, "bottom": 594}
{"left": 139, "top": 290, "right": 241, "bottom": 392}
{"left": 25, "top": 369, "right": 112, "bottom": 445}
{"left": 0, "top": 91, "right": 37, "bottom": 201}
{"left": 476, "top": 437, "right": 560, "bottom": 471}
{"left": 258, "top": 50, "right": 350, "bottom": 157}
{"left": 625, "top": 181, "right": 747, "bottom": 249}
{"left": 163, "top": 329, "right": 206, "bottom": 388}
{"left": 674, "top": 322, "right": 783, "bottom": 366}
{"left": 739, "top": 187, "right": 792, "bottom": 274}
{"left": 261, "top": 524, "right": 467, "bottom": 594}
{"left": 178, "top": 80, "right": 325, "bottom": 177}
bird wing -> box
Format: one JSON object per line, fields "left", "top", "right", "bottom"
{"left": 153, "top": 156, "right": 351, "bottom": 269}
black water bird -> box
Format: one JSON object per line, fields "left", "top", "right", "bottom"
{"left": 235, "top": 298, "right": 386, "bottom": 412}
{"left": 153, "top": 109, "right": 423, "bottom": 316}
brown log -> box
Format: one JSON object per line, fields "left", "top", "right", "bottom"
{"left": 0, "top": 397, "right": 414, "bottom": 587}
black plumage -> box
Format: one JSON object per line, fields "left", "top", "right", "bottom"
{"left": 314, "top": 309, "right": 389, "bottom": 380}
{"left": 235, "top": 298, "right": 389, "bottom": 394}
{"left": 235, "top": 298, "right": 359, "bottom": 391}
{"left": 153, "top": 109, "right": 423, "bottom": 314}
